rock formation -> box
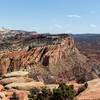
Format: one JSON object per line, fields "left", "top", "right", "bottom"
{"left": 0, "top": 34, "right": 100, "bottom": 83}
{"left": 0, "top": 33, "right": 100, "bottom": 99}
{"left": 0, "top": 71, "right": 58, "bottom": 100}
{"left": 0, "top": 71, "right": 33, "bottom": 100}
{"left": 0, "top": 89, "right": 28, "bottom": 100}
{"left": 77, "top": 78, "right": 100, "bottom": 100}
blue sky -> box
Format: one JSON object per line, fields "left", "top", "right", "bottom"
{"left": 0, "top": 0, "right": 100, "bottom": 33}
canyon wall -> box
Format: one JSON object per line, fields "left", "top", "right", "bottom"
{"left": 0, "top": 34, "right": 99, "bottom": 83}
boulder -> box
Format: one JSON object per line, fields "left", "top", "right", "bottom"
{"left": 0, "top": 92, "right": 9, "bottom": 100}
{"left": 0, "top": 84, "right": 4, "bottom": 91}
{"left": 6, "top": 89, "right": 28, "bottom": 100}
{"left": 3, "top": 71, "right": 29, "bottom": 78}
{"left": 5, "top": 82, "right": 45, "bottom": 91}
{"left": 0, "top": 77, "right": 34, "bottom": 85}
{"left": 0, "top": 89, "right": 28, "bottom": 100}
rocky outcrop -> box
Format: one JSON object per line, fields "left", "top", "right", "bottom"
{"left": 0, "top": 71, "right": 34, "bottom": 85}
{"left": 0, "top": 71, "right": 44, "bottom": 100}
{"left": 5, "top": 82, "right": 45, "bottom": 90}
{"left": 0, "top": 76, "right": 29, "bottom": 100}
{"left": 0, "top": 71, "right": 44, "bottom": 91}
{"left": 3, "top": 71, "right": 29, "bottom": 78}
{"left": 0, "top": 34, "right": 99, "bottom": 83}
{"left": 0, "top": 71, "right": 59, "bottom": 100}
{"left": 1, "top": 71, "right": 100, "bottom": 100}
{"left": 77, "top": 78, "right": 100, "bottom": 100}
{"left": 0, "top": 89, "right": 28, "bottom": 100}
{"left": 0, "top": 84, "right": 4, "bottom": 91}
{"left": 0, "top": 71, "right": 59, "bottom": 93}
{"left": 0, "top": 77, "right": 34, "bottom": 85}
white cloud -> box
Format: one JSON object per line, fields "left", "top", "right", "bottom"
{"left": 66, "top": 14, "right": 80, "bottom": 18}
{"left": 89, "top": 24, "right": 96, "bottom": 28}
{"left": 54, "top": 24, "right": 62, "bottom": 29}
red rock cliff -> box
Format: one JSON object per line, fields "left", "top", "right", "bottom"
{"left": 0, "top": 35, "right": 98, "bottom": 83}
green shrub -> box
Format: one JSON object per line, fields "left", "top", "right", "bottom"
{"left": 30, "top": 83, "right": 76, "bottom": 100}
{"left": 41, "top": 87, "right": 52, "bottom": 97}
{"left": 57, "top": 83, "right": 75, "bottom": 100}
{"left": 76, "top": 75, "right": 87, "bottom": 84}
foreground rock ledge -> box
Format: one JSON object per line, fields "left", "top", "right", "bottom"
{"left": 5, "top": 82, "right": 45, "bottom": 90}
{"left": 0, "top": 77, "right": 34, "bottom": 85}
{"left": 77, "top": 78, "right": 100, "bottom": 100}
{"left": 0, "top": 89, "right": 28, "bottom": 100}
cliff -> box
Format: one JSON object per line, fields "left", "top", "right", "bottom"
{"left": 0, "top": 34, "right": 99, "bottom": 83}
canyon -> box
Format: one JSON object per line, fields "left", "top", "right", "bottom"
{"left": 0, "top": 31, "right": 100, "bottom": 99}
{"left": 0, "top": 33, "right": 100, "bottom": 84}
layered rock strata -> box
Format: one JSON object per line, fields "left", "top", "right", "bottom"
{"left": 0, "top": 34, "right": 99, "bottom": 83}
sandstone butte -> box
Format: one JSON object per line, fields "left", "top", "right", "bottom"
{"left": 0, "top": 36, "right": 76, "bottom": 74}
{"left": 0, "top": 34, "right": 99, "bottom": 84}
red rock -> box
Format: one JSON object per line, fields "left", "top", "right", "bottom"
{"left": 13, "top": 89, "right": 28, "bottom": 100}
{"left": 0, "top": 35, "right": 96, "bottom": 84}
{"left": 0, "top": 92, "right": 9, "bottom": 100}
{"left": 0, "top": 84, "right": 4, "bottom": 91}
{"left": 0, "top": 89, "right": 28, "bottom": 100}
{"left": 0, "top": 36, "right": 76, "bottom": 74}
{"left": 5, "top": 89, "right": 28, "bottom": 100}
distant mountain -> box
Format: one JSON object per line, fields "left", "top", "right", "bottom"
{"left": 0, "top": 27, "right": 10, "bottom": 34}
{"left": 0, "top": 27, "right": 37, "bottom": 37}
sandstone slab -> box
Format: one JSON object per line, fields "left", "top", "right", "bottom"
{"left": 5, "top": 82, "right": 45, "bottom": 91}
{"left": 3, "top": 71, "right": 29, "bottom": 78}
{"left": 0, "top": 77, "right": 34, "bottom": 85}
{"left": 77, "top": 78, "right": 100, "bottom": 100}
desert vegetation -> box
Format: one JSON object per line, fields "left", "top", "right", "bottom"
{"left": 29, "top": 83, "right": 76, "bottom": 100}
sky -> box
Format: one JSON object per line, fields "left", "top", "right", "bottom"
{"left": 0, "top": 0, "right": 100, "bottom": 34}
